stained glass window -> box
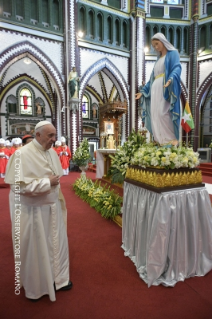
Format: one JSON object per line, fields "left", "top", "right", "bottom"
{"left": 20, "top": 88, "right": 32, "bottom": 115}
{"left": 82, "top": 95, "right": 89, "bottom": 118}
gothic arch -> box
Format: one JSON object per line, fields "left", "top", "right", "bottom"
{"left": 0, "top": 40, "right": 65, "bottom": 111}
{"left": 197, "top": 72, "right": 212, "bottom": 113}
{"left": 194, "top": 72, "right": 212, "bottom": 146}
{"left": 79, "top": 58, "right": 129, "bottom": 106}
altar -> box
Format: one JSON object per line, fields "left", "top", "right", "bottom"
{"left": 96, "top": 149, "right": 117, "bottom": 179}
{"left": 122, "top": 180, "right": 212, "bottom": 287}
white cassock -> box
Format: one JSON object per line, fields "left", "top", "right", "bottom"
{"left": 5, "top": 139, "right": 70, "bottom": 302}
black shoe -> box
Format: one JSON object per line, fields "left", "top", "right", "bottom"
{"left": 56, "top": 281, "right": 73, "bottom": 291}
{"left": 28, "top": 297, "right": 42, "bottom": 302}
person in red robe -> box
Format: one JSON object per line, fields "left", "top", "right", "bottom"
{"left": 5, "top": 140, "right": 12, "bottom": 156}
{"left": 53, "top": 141, "right": 62, "bottom": 155}
{"left": 22, "top": 134, "right": 34, "bottom": 146}
{"left": 10, "top": 138, "right": 21, "bottom": 155}
{"left": 0, "top": 139, "right": 10, "bottom": 178}
{"left": 59, "top": 137, "right": 71, "bottom": 175}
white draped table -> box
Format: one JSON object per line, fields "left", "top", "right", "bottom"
{"left": 122, "top": 180, "right": 212, "bottom": 287}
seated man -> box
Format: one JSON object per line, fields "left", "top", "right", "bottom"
{"left": 5, "top": 121, "right": 72, "bottom": 302}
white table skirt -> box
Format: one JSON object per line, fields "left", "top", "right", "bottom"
{"left": 96, "top": 151, "right": 104, "bottom": 179}
{"left": 122, "top": 181, "right": 212, "bottom": 287}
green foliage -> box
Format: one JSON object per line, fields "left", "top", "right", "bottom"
{"left": 107, "top": 130, "right": 146, "bottom": 183}
{"left": 73, "top": 138, "right": 92, "bottom": 166}
{"left": 73, "top": 177, "right": 122, "bottom": 219}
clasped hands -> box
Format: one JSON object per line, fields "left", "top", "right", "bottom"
{"left": 49, "top": 174, "right": 60, "bottom": 186}
{"left": 135, "top": 80, "right": 171, "bottom": 100}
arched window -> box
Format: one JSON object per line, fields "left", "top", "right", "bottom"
{"left": 200, "top": 26, "right": 206, "bottom": 49}
{"left": 97, "top": 13, "right": 103, "bottom": 41}
{"left": 7, "top": 95, "right": 17, "bottom": 113}
{"left": 107, "top": 16, "right": 112, "bottom": 44}
{"left": 168, "top": 28, "right": 174, "bottom": 45}
{"left": 115, "top": 19, "right": 120, "bottom": 46}
{"left": 153, "top": 26, "right": 158, "bottom": 34}
{"left": 161, "top": 27, "right": 166, "bottom": 37}
{"left": 82, "top": 95, "right": 89, "bottom": 119}
{"left": 79, "top": 7, "right": 86, "bottom": 32}
{"left": 88, "top": 10, "right": 94, "bottom": 39}
{"left": 20, "top": 88, "right": 32, "bottom": 115}
{"left": 146, "top": 26, "right": 151, "bottom": 48}
{"left": 53, "top": 0, "right": 59, "bottom": 27}
{"left": 184, "top": 27, "right": 189, "bottom": 54}
{"left": 123, "top": 21, "right": 127, "bottom": 48}
{"left": 176, "top": 28, "right": 181, "bottom": 52}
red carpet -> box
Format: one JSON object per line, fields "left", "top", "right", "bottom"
{"left": 1, "top": 172, "right": 212, "bottom": 319}
{"left": 200, "top": 163, "right": 212, "bottom": 177}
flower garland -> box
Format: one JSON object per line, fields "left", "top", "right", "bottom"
{"left": 72, "top": 138, "right": 91, "bottom": 167}
{"left": 131, "top": 144, "right": 200, "bottom": 169}
{"left": 73, "top": 177, "right": 122, "bottom": 219}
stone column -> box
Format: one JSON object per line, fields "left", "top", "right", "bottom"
{"left": 135, "top": 11, "right": 146, "bottom": 132}
{"left": 188, "top": 4, "right": 199, "bottom": 150}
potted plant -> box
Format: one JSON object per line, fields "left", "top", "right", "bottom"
{"left": 73, "top": 138, "right": 91, "bottom": 177}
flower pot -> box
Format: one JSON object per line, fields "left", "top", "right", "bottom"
{"left": 79, "top": 165, "right": 88, "bottom": 179}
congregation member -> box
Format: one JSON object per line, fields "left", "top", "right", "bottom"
{"left": 59, "top": 136, "right": 72, "bottom": 175}
{"left": 0, "top": 138, "right": 10, "bottom": 178}
{"left": 10, "top": 138, "right": 21, "bottom": 155}
{"left": 22, "top": 134, "right": 34, "bottom": 145}
{"left": 53, "top": 140, "right": 62, "bottom": 155}
{"left": 5, "top": 120, "right": 72, "bottom": 302}
{"left": 5, "top": 140, "right": 12, "bottom": 153}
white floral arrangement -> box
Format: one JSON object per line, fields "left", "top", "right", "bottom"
{"left": 108, "top": 130, "right": 146, "bottom": 183}
{"left": 131, "top": 144, "right": 200, "bottom": 169}
{"left": 73, "top": 138, "right": 91, "bottom": 167}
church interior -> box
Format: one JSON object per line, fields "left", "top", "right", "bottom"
{"left": 1, "top": 0, "right": 212, "bottom": 318}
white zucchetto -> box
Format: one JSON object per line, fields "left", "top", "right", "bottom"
{"left": 35, "top": 120, "right": 52, "bottom": 130}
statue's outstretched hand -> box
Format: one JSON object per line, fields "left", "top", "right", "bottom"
{"left": 135, "top": 93, "right": 142, "bottom": 100}
{"left": 164, "top": 79, "right": 171, "bottom": 88}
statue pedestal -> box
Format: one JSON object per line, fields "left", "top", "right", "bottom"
{"left": 69, "top": 98, "right": 80, "bottom": 114}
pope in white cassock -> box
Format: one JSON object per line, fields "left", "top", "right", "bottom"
{"left": 5, "top": 121, "right": 72, "bottom": 302}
